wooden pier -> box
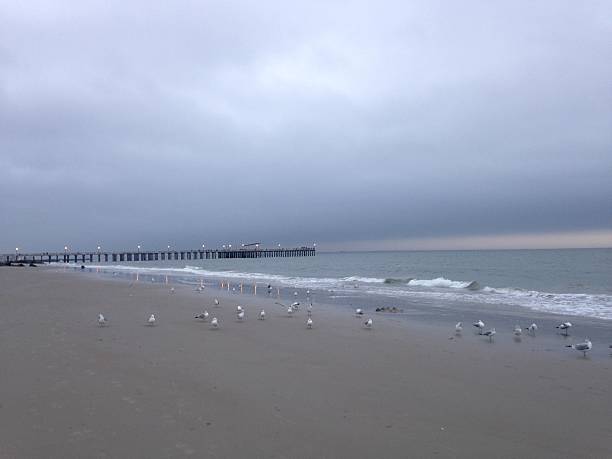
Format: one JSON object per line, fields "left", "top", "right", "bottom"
{"left": 2, "top": 247, "right": 316, "bottom": 265}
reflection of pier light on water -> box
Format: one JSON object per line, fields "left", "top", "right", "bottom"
{"left": 165, "top": 275, "right": 168, "bottom": 284}
{"left": 254, "top": 284, "right": 257, "bottom": 295}
{"left": 136, "top": 272, "right": 139, "bottom": 282}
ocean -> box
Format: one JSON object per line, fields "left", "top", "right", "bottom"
{"left": 72, "top": 248, "right": 612, "bottom": 320}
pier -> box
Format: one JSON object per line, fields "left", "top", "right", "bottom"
{"left": 2, "top": 246, "right": 316, "bottom": 265}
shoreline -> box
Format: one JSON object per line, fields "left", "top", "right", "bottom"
{"left": 59, "top": 263, "right": 612, "bottom": 361}
{"left": 1, "top": 267, "right": 611, "bottom": 458}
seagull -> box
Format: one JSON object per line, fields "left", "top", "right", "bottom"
{"left": 98, "top": 314, "right": 107, "bottom": 326}
{"left": 148, "top": 314, "right": 156, "bottom": 326}
{"left": 525, "top": 323, "right": 538, "bottom": 335}
{"left": 287, "top": 307, "right": 294, "bottom": 317}
{"left": 482, "top": 328, "right": 496, "bottom": 341}
{"left": 213, "top": 298, "right": 220, "bottom": 307}
{"left": 364, "top": 318, "right": 373, "bottom": 329}
{"left": 170, "top": 287, "right": 175, "bottom": 294}
{"left": 566, "top": 338, "right": 592, "bottom": 357}
{"left": 237, "top": 310, "right": 245, "bottom": 321}
{"left": 196, "top": 285, "right": 204, "bottom": 292}
{"left": 473, "top": 320, "right": 485, "bottom": 334}
{"left": 294, "top": 291, "right": 298, "bottom": 297}
{"left": 236, "top": 305, "right": 243, "bottom": 313}
{"left": 355, "top": 308, "right": 364, "bottom": 316}
{"left": 195, "top": 311, "right": 209, "bottom": 322}
{"left": 556, "top": 322, "right": 572, "bottom": 335}
{"left": 455, "top": 322, "right": 463, "bottom": 333}
{"left": 513, "top": 325, "right": 523, "bottom": 336}
{"left": 259, "top": 309, "right": 266, "bottom": 320}
{"left": 210, "top": 317, "right": 219, "bottom": 329}
{"left": 306, "top": 317, "right": 313, "bottom": 329}
{"left": 291, "top": 302, "right": 300, "bottom": 310}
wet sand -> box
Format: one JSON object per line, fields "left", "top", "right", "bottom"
{"left": 1, "top": 268, "right": 611, "bottom": 458}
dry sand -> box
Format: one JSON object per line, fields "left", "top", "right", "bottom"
{"left": 0, "top": 267, "right": 611, "bottom": 458}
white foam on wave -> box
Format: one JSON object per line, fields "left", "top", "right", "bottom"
{"left": 407, "top": 277, "right": 472, "bottom": 289}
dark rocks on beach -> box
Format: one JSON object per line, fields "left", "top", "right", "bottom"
{"left": 375, "top": 306, "right": 403, "bottom": 313}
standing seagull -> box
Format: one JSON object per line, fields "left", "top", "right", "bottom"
{"left": 237, "top": 310, "right": 245, "bottom": 322}
{"left": 170, "top": 287, "right": 175, "bottom": 294}
{"left": 259, "top": 309, "right": 266, "bottom": 320}
{"left": 195, "top": 311, "right": 209, "bottom": 322}
{"left": 364, "top": 318, "right": 373, "bottom": 329}
{"left": 455, "top": 322, "right": 463, "bottom": 334}
{"left": 236, "top": 305, "right": 243, "bottom": 313}
{"left": 355, "top": 308, "right": 364, "bottom": 316}
{"left": 482, "top": 328, "right": 496, "bottom": 341}
{"left": 525, "top": 323, "right": 538, "bottom": 335}
{"left": 294, "top": 291, "right": 298, "bottom": 298}
{"left": 473, "top": 320, "right": 485, "bottom": 334}
{"left": 566, "top": 339, "right": 592, "bottom": 357}
{"left": 147, "top": 314, "right": 156, "bottom": 326}
{"left": 287, "top": 307, "right": 294, "bottom": 317}
{"left": 98, "top": 314, "right": 107, "bottom": 327}
{"left": 556, "top": 322, "right": 573, "bottom": 335}
{"left": 513, "top": 325, "right": 523, "bottom": 336}
{"left": 306, "top": 317, "right": 313, "bottom": 329}
{"left": 210, "top": 317, "right": 219, "bottom": 329}
{"left": 213, "top": 298, "right": 220, "bottom": 307}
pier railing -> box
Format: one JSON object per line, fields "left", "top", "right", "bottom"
{"left": 2, "top": 247, "right": 316, "bottom": 265}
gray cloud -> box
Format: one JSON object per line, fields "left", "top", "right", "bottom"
{"left": 1, "top": 0, "right": 611, "bottom": 252}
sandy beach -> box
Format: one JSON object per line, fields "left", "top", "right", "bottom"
{"left": 1, "top": 267, "right": 611, "bottom": 458}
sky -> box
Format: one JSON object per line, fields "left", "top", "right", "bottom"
{"left": 1, "top": 0, "right": 611, "bottom": 252}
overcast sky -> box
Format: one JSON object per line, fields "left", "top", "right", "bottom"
{"left": 1, "top": 0, "right": 611, "bottom": 252}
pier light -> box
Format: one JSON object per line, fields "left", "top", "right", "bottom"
{"left": 15, "top": 247, "right": 19, "bottom": 254}
{"left": 137, "top": 245, "right": 141, "bottom": 252}
{"left": 64, "top": 246, "right": 68, "bottom": 252}
{"left": 278, "top": 243, "right": 281, "bottom": 248}
{"left": 222, "top": 244, "right": 226, "bottom": 249}
{"left": 97, "top": 246, "right": 101, "bottom": 252}
{"left": 313, "top": 243, "right": 317, "bottom": 247}
{"left": 256, "top": 244, "right": 259, "bottom": 249}
{"left": 202, "top": 244, "right": 205, "bottom": 249}
{"left": 229, "top": 244, "right": 232, "bottom": 249}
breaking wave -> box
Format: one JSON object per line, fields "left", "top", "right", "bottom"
{"left": 65, "top": 263, "right": 612, "bottom": 320}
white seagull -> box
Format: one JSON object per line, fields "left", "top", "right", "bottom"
{"left": 287, "top": 307, "right": 294, "bottom": 317}
{"left": 525, "top": 323, "right": 538, "bottom": 335}
{"left": 455, "top": 322, "right": 463, "bottom": 333}
{"left": 513, "top": 325, "right": 523, "bottom": 336}
{"left": 98, "top": 314, "right": 107, "bottom": 326}
{"left": 566, "top": 338, "right": 592, "bottom": 357}
{"left": 294, "top": 291, "right": 298, "bottom": 297}
{"left": 473, "top": 320, "right": 485, "bottom": 334}
{"left": 170, "top": 287, "right": 175, "bottom": 294}
{"left": 482, "top": 328, "right": 496, "bottom": 341}
{"left": 364, "top": 318, "right": 373, "bottom": 329}
{"left": 306, "top": 317, "right": 313, "bottom": 329}
{"left": 259, "top": 309, "right": 266, "bottom": 320}
{"left": 210, "top": 317, "right": 219, "bottom": 329}
{"left": 213, "top": 298, "right": 220, "bottom": 307}
{"left": 148, "top": 314, "right": 156, "bottom": 326}
{"left": 291, "top": 302, "right": 300, "bottom": 310}
{"left": 237, "top": 310, "right": 245, "bottom": 321}
{"left": 195, "top": 311, "right": 209, "bottom": 322}
{"left": 196, "top": 285, "right": 204, "bottom": 292}
{"left": 236, "top": 305, "right": 243, "bottom": 313}
{"left": 355, "top": 308, "right": 364, "bottom": 316}
{"left": 556, "top": 322, "right": 573, "bottom": 335}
